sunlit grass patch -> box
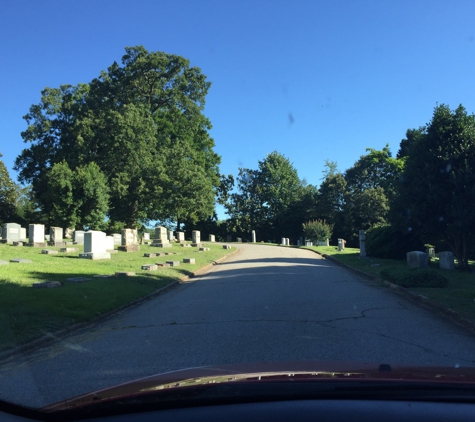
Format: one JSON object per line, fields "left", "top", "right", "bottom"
{"left": 0, "top": 242, "right": 234, "bottom": 352}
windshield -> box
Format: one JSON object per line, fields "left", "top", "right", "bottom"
{"left": 1, "top": 0, "right": 475, "bottom": 411}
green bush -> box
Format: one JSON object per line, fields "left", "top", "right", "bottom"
{"left": 303, "top": 219, "right": 333, "bottom": 243}
{"left": 365, "top": 225, "right": 423, "bottom": 260}
{"left": 380, "top": 267, "right": 448, "bottom": 288}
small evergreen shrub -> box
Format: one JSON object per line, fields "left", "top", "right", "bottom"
{"left": 380, "top": 267, "right": 448, "bottom": 288}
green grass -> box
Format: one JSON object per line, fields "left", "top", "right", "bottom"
{"left": 303, "top": 245, "right": 475, "bottom": 322}
{"left": 0, "top": 242, "right": 235, "bottom": 352}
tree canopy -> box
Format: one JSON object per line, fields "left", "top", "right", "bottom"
{"left": 14, "top": 46, "right": 220, "bottom": 228}
{"left": 394, "top": 104, "right": 475, "bottom": 267}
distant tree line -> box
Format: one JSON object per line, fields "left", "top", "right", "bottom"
{"left": 219, "top": 104, "right": 475, "bottom": 268}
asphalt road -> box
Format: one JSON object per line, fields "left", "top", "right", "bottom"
{"left": 1, "top": 244, "right": 475, "bottom": 408}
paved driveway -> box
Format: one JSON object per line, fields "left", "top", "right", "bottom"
{"left": 1, "top": 244, "right": 475, "bottom": 407}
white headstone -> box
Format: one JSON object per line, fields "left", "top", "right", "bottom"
{"left": 251, "top": 230, "right": 256, "bottom": 243}
{"left": 29, "top": 224, "right": 45, "bottom": 243}
{"left": 177, "top": 232, "right": 185, "bottom": 242}
{"left": 84, "top": 231, "right": 107, "bottom": 253}
{"left": 105, "top": 235, "right": 114, "bottom": 251}
{"left": 113, "top": 233, "right": 122, "bottom": 245}
{"left": 192, "top": 230, "right": 201, "bottom": 244}
{"left": 209, "top": 234, "right": 215, "bottom": 242}
{"left": 73, "top": 230, "right": 85, "bottom": 244}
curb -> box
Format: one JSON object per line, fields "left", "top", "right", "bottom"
{"left": 304, "top": 247, "right": 475, "bottom": 335}
{"left": 0, "top": 246, "right": 239, "bottom": 362}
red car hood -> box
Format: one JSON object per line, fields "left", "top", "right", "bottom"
{"left": 42, "top": 360, "right": 475, "bottom": 412}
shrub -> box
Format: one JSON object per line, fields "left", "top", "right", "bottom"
{"left": 302, "top": 219, "right": 333, "bottom": 243}
{"left": 380, "top": 267, "right": 448, "bottom": 288}
{"left": 365, "top": 225, "right": 423, "bottom": 260}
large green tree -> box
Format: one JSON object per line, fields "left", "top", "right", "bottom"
{"left": 395, "top": 104, "right": 475, "bottom": 268}
{"left": 225, "top": 151, "right": 304, "bottom": 241}
{"left": 44, "top": 161, "right": 110, "bottom": 230}
{"left": 15, "top": 46, "right": 220, "bottom": 227}
{"left": 344, "top": 145, "right": 404, "bottom": 201}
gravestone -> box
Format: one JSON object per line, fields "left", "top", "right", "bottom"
{"left": 177, "top": 232, "right": 185, "bottom": 243}
{"left": 73, "top": 230, "right": 85, "bottom": 244}
{"left": 60, "top": 247, "right": 77, "bottom": 252}
{"left": 105, "top": 235, "right": 115, "bottom": 252}
{"left": 143, "top": 233, "right": 151, "bottom": 243}
{"left": 20, "top": 227, "right": 27, "bottom": 240}
{"left": 79, "top": 231, "right": 110, "bottom": 260}
{"left": 33, "top": 281, "right": 62, "bottom": 289}
{"left": 151, "top": 226, "right": 171, "bottom": 248}
{"left": 226, "top": 235, "right": 232, "bottom": 242}
{"left": 42, "top": 249, "right": 58, "bottom": 255}
{"left": 118, "top": 228, "right": 140, "bottom": 252}
{"left": 49, "top": 227, "right": 65, "bottom": 246}
{"left": 317, "top": 239, "right": 329, "bottom": 246}
{"left": 297, "top": 240, "right": 302, "bottom": 246}
{"left": 142, "top": 264, "right": 158, "bottom": 271}
{"left": 64, "top": 228, "right": 74, "bottom": 239}
{"left": 428, "top": 248, "right": 436, "bottom": 258}
{"left": 359, "top": 230, "right": 366, "bottom": 257}
{"left": 1, "top": 223, "right": 21, "bottom": 244}
{"left": 338, "top": 238, "right": 346, "bottom": 251}
{"left": 281, "top": 238, "right": 286, "bottom": 245}
{"left": 223, "top": 245, "right": 231, "bottom": 249}
{"left": 209, "top": 234, "right": 216, "bottom": 242}
{"left": 166, "top": 260, "right": 180, "bottom": 267}
{"left": 183, "top": 258, "right": 195, "bottom": 264}
{"left": 406, "top": 251, "right": 428, "bottom": 268}
{"left": 305, "top": 241, "right": 313, "bottom": 247}
{"left": 28, "top": 224, "right": 46, "bottom": 247}
{"left": 236, "top": 237, "right": 242, "bottom": 243}
{"left": 251, "top": 230, "right": 256, "bottom": 243}
{"left": 285, "top": 238, "right": 290, "bottom": 246}
{"left": 439, "top": 251, "right": 455, "bottom": 270}
{"left": 167, "top": 230, "right": 175, "bottom": 242}
{"left": 191, "top": 230, "right": 201, "bottom": 247}
{"left": 113, "top": 233, "right": 122, "bottom": 245}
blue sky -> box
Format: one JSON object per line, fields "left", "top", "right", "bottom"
{"left": 1, "top": 0, "right": 475, "bottom": 218}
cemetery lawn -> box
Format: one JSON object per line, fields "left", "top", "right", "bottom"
{"left": 304, "top": 246, "right": 475, "bottom": 324}
{"left": 0, "top": 243, "right": 234, "bottom": 353}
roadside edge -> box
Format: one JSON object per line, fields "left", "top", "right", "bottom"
{"left": 0, "top": 246, "right": 240, "bottom": 362}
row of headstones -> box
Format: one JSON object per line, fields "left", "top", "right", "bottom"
{"left": 149, "top": 227, "right": 215, "bottom": 247}
{"left": 1, "top": 223, "right": 67, "bottom": 246}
